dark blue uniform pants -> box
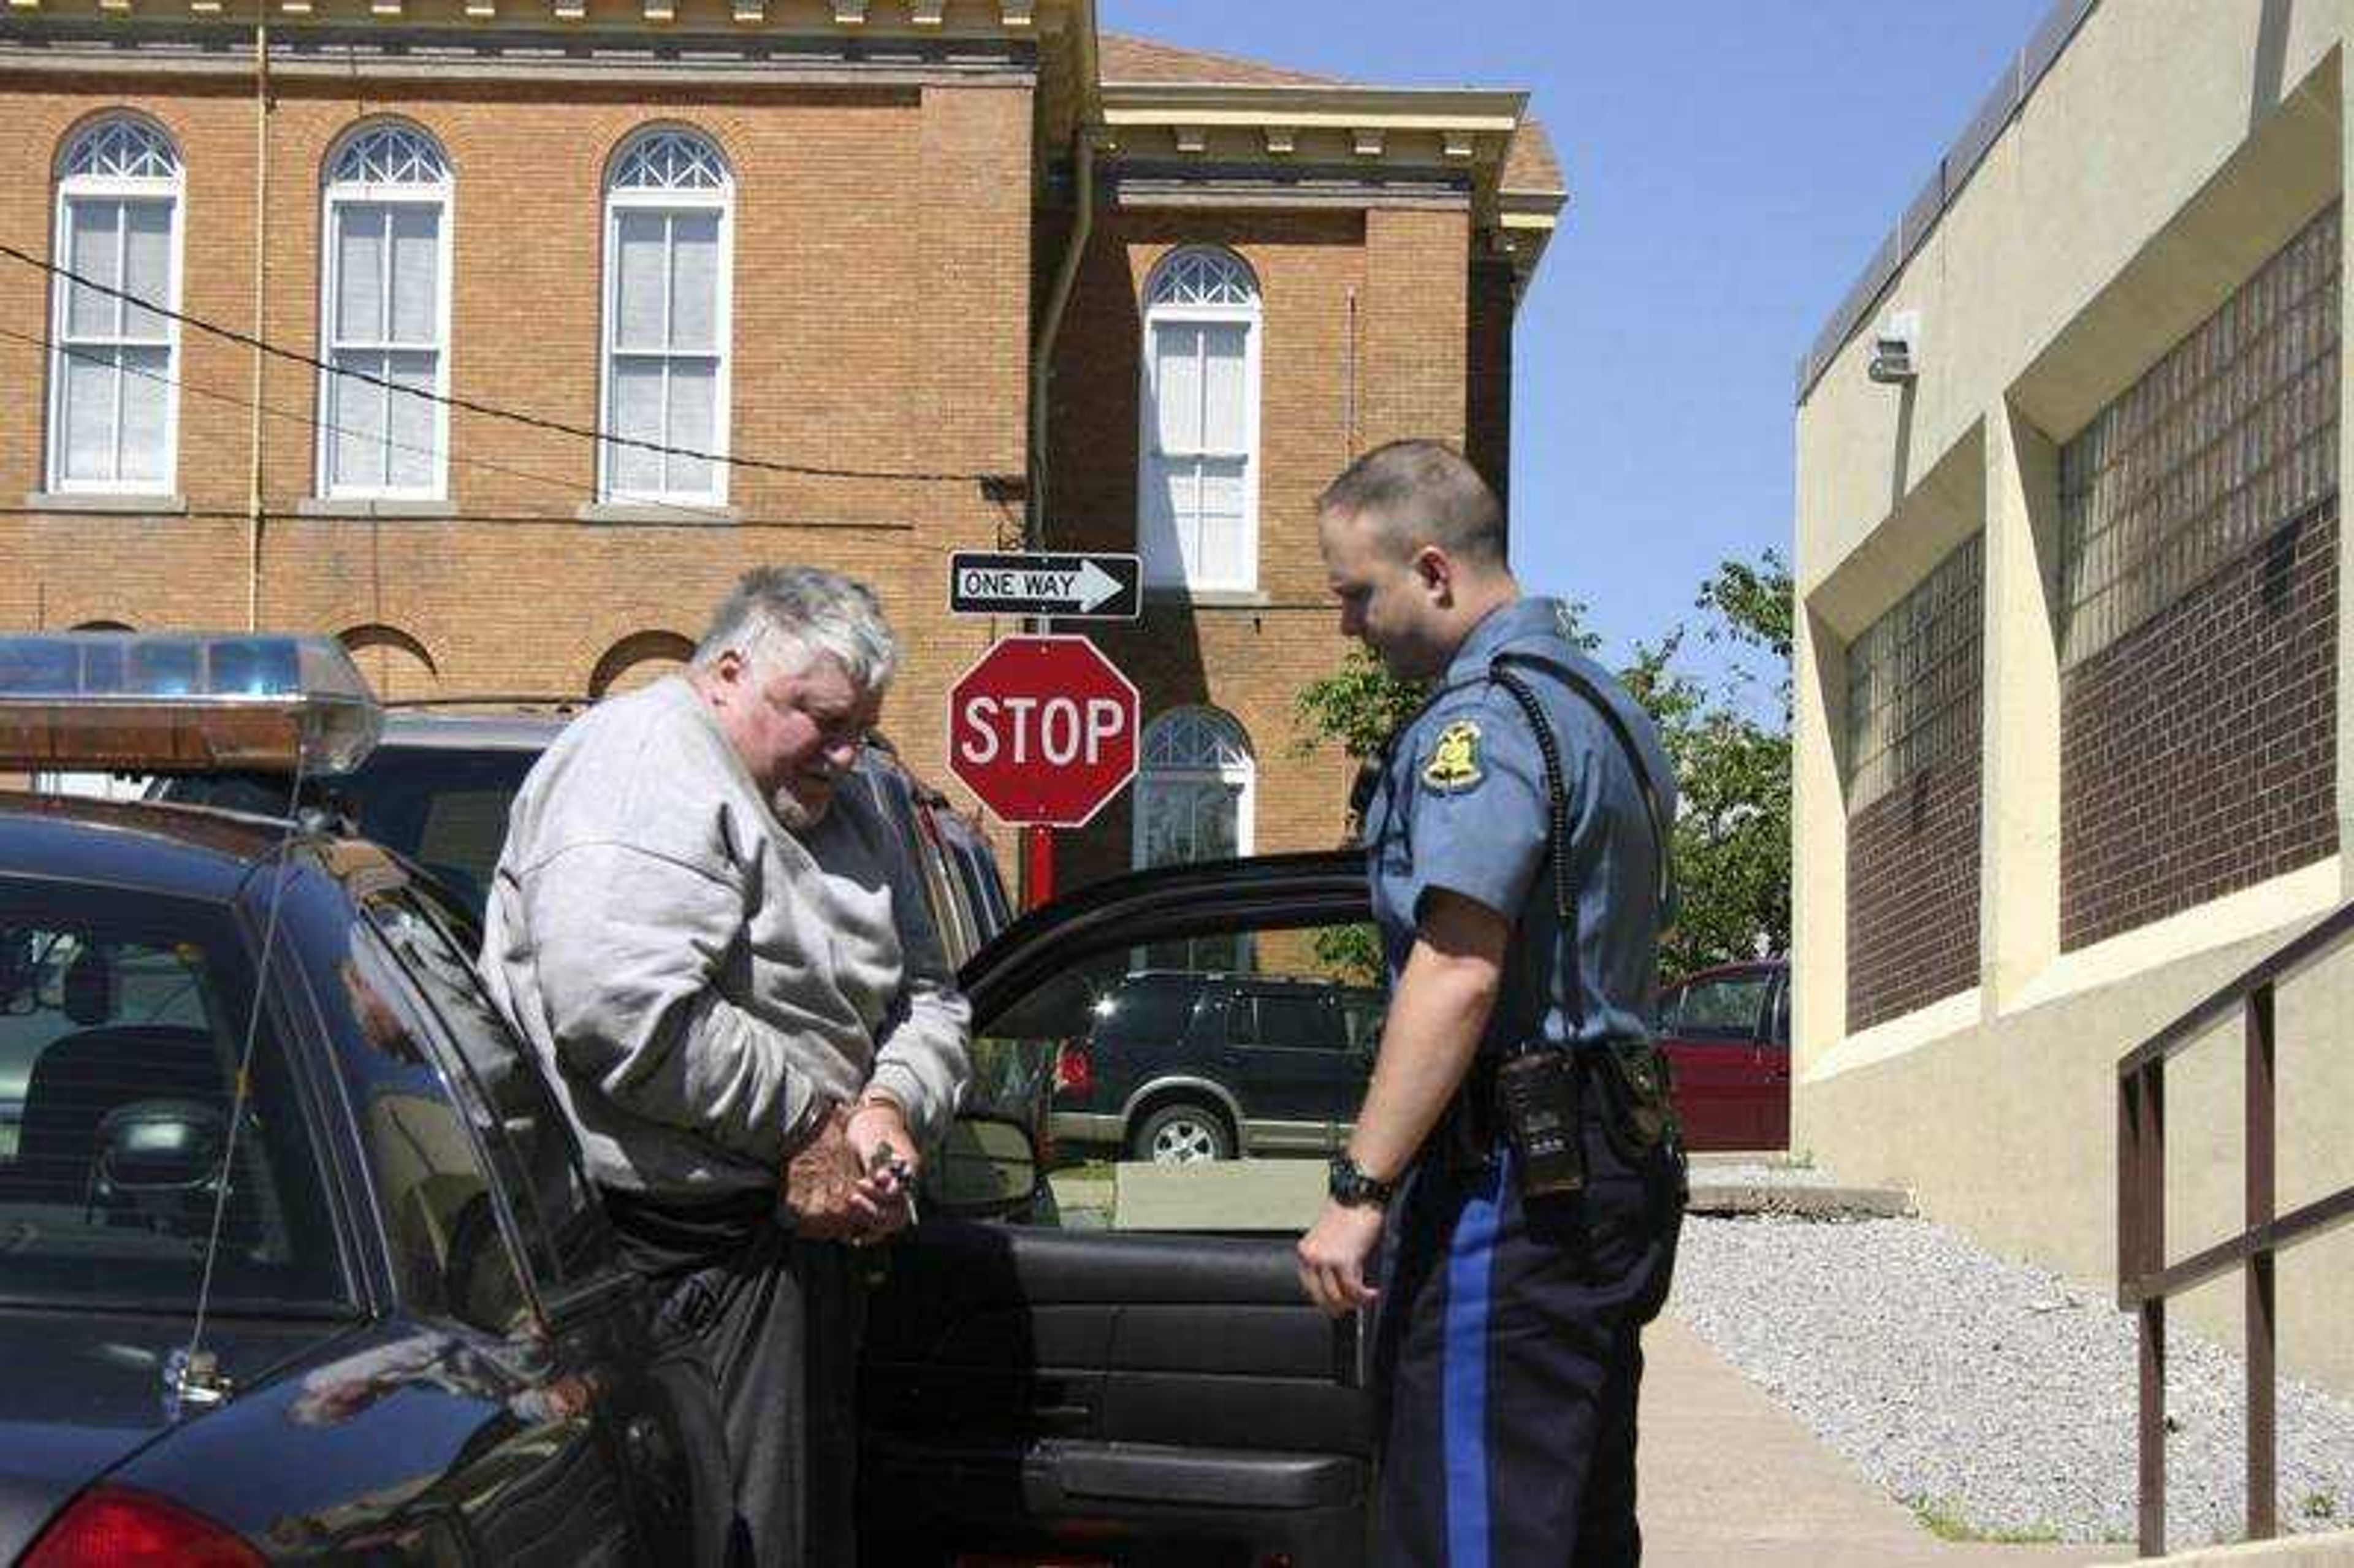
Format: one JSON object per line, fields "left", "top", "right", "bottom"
{"left": 1370, "top": 1116, "right": 1683, "bottom": 1567}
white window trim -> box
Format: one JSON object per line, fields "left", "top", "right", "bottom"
{"left": 1135, "top": 249, "right": 1263, "bottom": 595}
{"left": 47, "top": 142, "right": 185, "bottom": 497}
{"left": 1130, "top": 710, "right": 1258, "bottom": 870}
{"left": 597, "top": 132, "right": 733, "bottom": 508}
{"left": 315, "top": 142, "right": 454, "bottom": 502}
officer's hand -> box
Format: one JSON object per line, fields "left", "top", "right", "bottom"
{"left": 846, "top": 1096, "right": 919, "bottom": 1241}
{"left": 784, "top": 1104, "right": 889, "bottom": 1242}
{"left": 1296, "top": 1200, "right": 1384, "bottom": 1317}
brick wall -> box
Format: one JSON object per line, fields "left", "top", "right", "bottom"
{"left": 1045, "top": 201, "right": 1484, "bottom": 892}
{"left": 0, "top": 65, "right": 1519, "bottom": 898}
{"left": 1845, "top": 726, "right": 1984, "bottom": 1032}
{"left": 0, "top": 72, "right": 1031, "bottom": 785}
{"left": 2060, "top": 501, "right": 2341, "bottom": 950}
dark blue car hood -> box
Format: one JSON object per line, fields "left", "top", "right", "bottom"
{"left": 0, "top": 1311, "right": 356, "bottom": 1559}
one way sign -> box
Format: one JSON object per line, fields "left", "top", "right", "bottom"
{"left": 949, "top": 551, "right": 1143, "bottom": 622}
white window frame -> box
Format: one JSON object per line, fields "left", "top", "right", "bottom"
{"left": 47, "top": 115, "right": 184, "bottom": 497}
{"left": 316, "top": 121, "right": 454, "bottom": 501}
{"left": 598, "top": 127, "right": 733, "bottom": 508}
{"left": 1135, "top": 246, "right": 1263, "bottom": 594}
{"left": 1130, "top": 707, "right": 1257, "bottom": 870}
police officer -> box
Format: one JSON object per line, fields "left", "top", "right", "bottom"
{"left": 1297, "top": 440, "right": 1685, "bottom": 1566}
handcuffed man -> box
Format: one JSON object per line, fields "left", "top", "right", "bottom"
{"left": 480, "top": 565, "right": 971, "bottom": 1566}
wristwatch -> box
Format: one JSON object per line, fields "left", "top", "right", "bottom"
{"left": 1328, "top": 1154, "right": 1396, "bottom": 1208}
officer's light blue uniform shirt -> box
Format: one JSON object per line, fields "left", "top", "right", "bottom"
{"left": 1360, "top": 596, "right": 1676, "bottom": 1054}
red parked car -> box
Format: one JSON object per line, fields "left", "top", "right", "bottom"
{"left": 1653, "top": 959, "right": 1791, "bottom": 1151}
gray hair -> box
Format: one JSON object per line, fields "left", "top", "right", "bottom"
{"left": 1317, "top": 438, "right": 1507, "bottom": 567}
{"left": 692, "top": 565, "right": 901, "bottom": 691}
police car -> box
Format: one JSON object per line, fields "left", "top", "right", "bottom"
{"left": 0, "top": 632, "right": 1379, "bottom": 1566}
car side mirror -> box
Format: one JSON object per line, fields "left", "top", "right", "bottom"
{"left": 932, "top": 1111, "right": 1038, "bottom": 1220}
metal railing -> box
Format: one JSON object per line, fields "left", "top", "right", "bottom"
{"left": 2116, "top": 899, "right": 2354, "bottom": 1556}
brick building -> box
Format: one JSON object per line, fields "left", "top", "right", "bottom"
{"left": 1792, "top": 0, "right": 2354, "bottom": 1393}
{"left": 0, "top": 0, "right": 1561, "bottom": 893}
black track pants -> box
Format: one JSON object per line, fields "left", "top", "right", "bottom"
{"left": 606, "top": 1189, "right": 866, "bottom": 1568}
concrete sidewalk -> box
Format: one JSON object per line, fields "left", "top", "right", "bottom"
{"left": 1640, "top": 1314, "right": 2132, "bottom": 1567}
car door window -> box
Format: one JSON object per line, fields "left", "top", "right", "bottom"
{"left": 365, "top": 889, "right": 608, "bottom": 1290}
{"left": 1768, "top": 973, "right": 1791, "bottom": 1048}
{"left": 1252, "top": 992, "right": 1342, "bottom": 1051}
{"left": 0, "top": 883, "right": 347, "bottom": 1312}
{"left": 329, "top": 927, "right": 536, "bottom": 1337}
{"left": 990, "top": 904, "right": 1388, "bottom": 1225}
{"left": 1672, "top": 973, "right": 1771, "bottom": 1041}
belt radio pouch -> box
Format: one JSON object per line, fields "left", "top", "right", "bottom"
{"left": 1496, "top": 1048, "right": 1585, "bottom": 1197}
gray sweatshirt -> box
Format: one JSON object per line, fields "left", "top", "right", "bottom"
{"left": 477, "top": 675, "right": 972, "bottom": 1197}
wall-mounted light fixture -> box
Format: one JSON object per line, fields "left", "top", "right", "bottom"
{"left": 1868, "top": 309, "right": 1921, "bottom": 384}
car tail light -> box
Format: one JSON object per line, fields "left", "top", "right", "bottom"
{"left": 25, "top": 1486, "right": 263, "bottom": 1568}
{"left": 1053, "top": 1039, "right": 1093, "bottom": 1100}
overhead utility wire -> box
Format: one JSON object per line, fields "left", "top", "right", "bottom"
{"left": 0, "top": 240, "right": 1007, "bottom": 487}
{"left": 0, "top": 324, "right": 736, "bottom": 525}
{"left": 0, "top": 322, "right": 993, "bottom": 552}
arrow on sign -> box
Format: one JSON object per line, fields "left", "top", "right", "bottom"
{"left": 1070, "top": 560, "right": 1121, "bottom": 614}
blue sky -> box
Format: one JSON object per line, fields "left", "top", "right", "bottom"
{"left": 1098, "top": 0, "right": 2053, "bottom": 681}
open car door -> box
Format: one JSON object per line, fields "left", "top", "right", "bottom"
{"left": 860, "top": 851, "right": 1376, "bottom": 1567}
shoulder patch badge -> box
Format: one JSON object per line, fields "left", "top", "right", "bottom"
{"left": 1421, "top": 718, "right": 1485, "bottom": 793}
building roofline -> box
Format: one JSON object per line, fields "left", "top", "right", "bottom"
{"left": 1794, "top": 0, "right": 2100, "bottom": 405}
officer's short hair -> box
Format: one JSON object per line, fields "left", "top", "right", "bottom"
{"left": 1317, "top": 440, "right": 1506, "bottom": 566}
{"left": 693, "top": 565, "right": 901, "bottom": 692}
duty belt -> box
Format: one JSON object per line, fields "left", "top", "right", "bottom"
{"left": 1437, "top": 1042, "right": 1683, "bottom": 1175}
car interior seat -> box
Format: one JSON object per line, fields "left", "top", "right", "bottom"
{"left": 10, "top": 1023, "right": 224, "bottom": 1205}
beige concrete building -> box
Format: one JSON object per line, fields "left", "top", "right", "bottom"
{"left": 1793, "top": 0, "right": 2354, "bottom": 1393}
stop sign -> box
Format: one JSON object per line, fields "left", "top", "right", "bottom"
{"left": 947, "top": 635, "right": 1139, "bottom": 828}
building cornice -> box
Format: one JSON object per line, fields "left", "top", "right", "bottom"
{"left": 1092, "top": 78, "right": 1552, "bottom": 287}
{"left": 0, "top": 19, "right": 1040, "bottom": 82}
{"left": 0, "top": 0, "right": 1072, "bottom": 39}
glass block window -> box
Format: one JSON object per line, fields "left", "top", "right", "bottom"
{"left": 2058, "top": 204, "right": 2341, "bottom": 668}
{"left": 1845, "top": 533, "right": 1983, "bottom": 812}
{"left": 48, "top": 115, "right": 182, "bottom": 493}
{"left": 1139, "top": 247, "right": 1260, "bottom": 593}
{"left": 320, "top": 121, "right": 452, "bottom": 498}
{"left": 601, "top": 126, "right": 731, "bottom": 506}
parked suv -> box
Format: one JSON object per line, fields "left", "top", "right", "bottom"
{"left": 1050, "top": 969, "right": 1384, "bottom": 1163}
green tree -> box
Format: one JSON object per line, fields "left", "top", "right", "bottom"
{"left": 1290, "top": 557, "right": 1792, "bottom": 986}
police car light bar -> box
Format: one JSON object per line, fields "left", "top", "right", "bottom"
{"left": 0, "top": 632, "right": 383, "bottom": 775}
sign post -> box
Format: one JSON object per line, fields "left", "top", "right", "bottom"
{"left": 948, "top": 635, "right": 1140, "bottom": 910}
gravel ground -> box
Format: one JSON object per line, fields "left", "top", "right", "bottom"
{"left": 1669, "top": 1214, "right": 2354, "bottom": 1550}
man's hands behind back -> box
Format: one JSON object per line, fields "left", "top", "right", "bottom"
{"left": 785, "top": 1102, "right": 913, "bottom": 1243}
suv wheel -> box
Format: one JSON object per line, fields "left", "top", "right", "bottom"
{"left": 1132, "top": 1102, "right": 1234, "bottom": 1165}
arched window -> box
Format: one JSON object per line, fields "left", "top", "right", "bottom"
{"left": 1134, "top": 707, "right": 1255, "bottom": 971}
{"left": 1137, "top": 247, "right": 1261, "bottom": 592}
{"left": 601, "top": 127, "right": 732, "bottom": 506}
{"left": 1134, "top": 707, "right": 1255, "bottom": 865}
{"left": 49, "top": 115, "right": 183, "bottom": 493}
{"left": 319, "top": 121, "right": 452, "bottom": 498}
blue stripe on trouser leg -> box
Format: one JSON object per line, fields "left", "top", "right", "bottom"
{"left": 1442, "top": 1151, "right": 1506, "bottom": 1567}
